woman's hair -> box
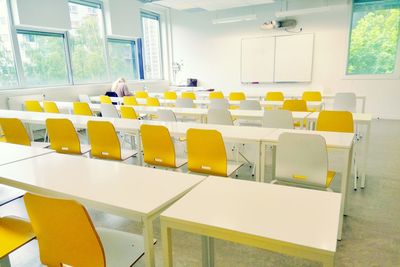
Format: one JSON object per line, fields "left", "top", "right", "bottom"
{"left": 111, "top": 77, "right": 126, "bottom": 91}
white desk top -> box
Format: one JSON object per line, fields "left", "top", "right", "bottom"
{"left": 0, "top": 143, "right": 54, "bottom": 166}
{"left": 262, "top": 129, "right": 355, "bottom": 149}
{"left": 161, "top": 177, "right": 341, "bottom": 252}
{"left": 306, "top": 112, "right": 372, "bottom": 123}
{"left": 0, "top": 153, "right": 205, "bottom": 218}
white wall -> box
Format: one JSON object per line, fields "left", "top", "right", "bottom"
{"left": 170, "top": 3, "right": 400, "bottom": 118}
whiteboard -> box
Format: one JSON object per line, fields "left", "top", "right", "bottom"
{"left": 241, "top": 36, "right": 275, "bottom": 83}
{"left": 240, "top": 33, "right": 314, "bottom": 83}
{"left": 274, "top": 33, "right": 314, "bottom": 82}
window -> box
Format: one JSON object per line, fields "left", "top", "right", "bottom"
{"left": 68, "top": 1, "right": 108, "bottom": 83}
{"left": 108, "top": 39, "right": 138, "bottom": 81}
{"left": 347, "top": 0, "right": 400, "bottom": 75}
{"left": 17, "top": 31, "right": 70, "bottom": 86}
{"left": 0, "top": 0, "right": 18, "bottom": 88}
{"left": 141, "top": 11, "right": 162, "bottom": 80}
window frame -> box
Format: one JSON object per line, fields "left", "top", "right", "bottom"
{"left": 344, "top": 1, "right": 400, "bottom": 80}
{"left": 67, "top": 0, "right": 111, "bottom": 85}
{"left": 107, "top": 37, "right": 139, "bottom": 81}
{"left": 140, "top": 9, "right": 164, "bottom": 80}
{"left": 15, "top": 29, "right": 72, "bottom": 86}
{"left": 0, "top": 0, "right": 20, "bottom": 89}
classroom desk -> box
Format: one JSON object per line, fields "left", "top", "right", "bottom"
{"left": 0, "top": 152, "right": 205, "bottom": 267}
{"left": 89, "top": 96, "right": 324, "bottom": 110}
{"left": 0, "top": 109, "right": 274, "bottom": 181}
{"left": 306, "top": 112, "right": 372, "bottom": 189}
{"left": 0, "top": 142, "right": 53, "bottom": 166}
{"left": 161, "top": 177, "right": 341, "bottom": 267}
{"left": 52, "top": 101, "right": 312, "bottom": 124}
{"left": 260, "top": 129, "right": 355, "bottom": 240}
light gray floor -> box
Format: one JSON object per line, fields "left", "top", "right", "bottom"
{"left": 1, "top": 119, "right": 399, "bottom": 266}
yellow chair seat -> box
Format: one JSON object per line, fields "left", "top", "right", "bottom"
{"left": 326, "top": 171, "right": 336, "bottom": 188}
{"left": 0, "top": 216, "right": 35, "bottom": 258}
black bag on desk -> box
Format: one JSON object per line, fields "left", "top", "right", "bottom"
{"left": 187, "top": 78, "right": 197, "bottom": 87}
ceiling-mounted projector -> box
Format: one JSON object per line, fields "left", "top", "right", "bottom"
{"left": 261, "top": 19, "right": 297, "bottom": 30}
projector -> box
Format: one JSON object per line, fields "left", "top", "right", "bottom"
{"left": 261, "top": 19, "right": 297, "bottom": 30}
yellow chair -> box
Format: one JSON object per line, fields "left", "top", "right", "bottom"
{"left": 24, "top": 100, "right": 43, "bottom": 112}
{"left": 229, "top": 92, "right": 246, "bottom": 101}
{"left": 46, "top": 118, "right": 90, "bottom": 155}
{"left": 141, "top": 124, "right": 186, "bottom": 169}
{"left": 181, "top": 92, "right": 196, "bottom": 100}
{"left": 187, "top": 128, "right": 242, "bottom": 177}
{"left": 0, "top": 216, "right": 35, "bottom": 266}
{"left": 164, "top": 91, "right": 177, "bottom": 100}
{"left": 120, "top": 106, "right": 138, "bottom": 119}
{"left": 146, "top": 97, "right": 160, "bottom": 107}
{"left": 208, "top": 92, "right": 224, "bottom": 99}
{"left": 265, "top": 92, "right": 284, "bottom": 101}
{"left": 24, "top": 193, "right": 140, "bottom": 267}
{"left": 135, "top": 91, "right": 148, "bottom": 99}
{"left": 123, "top": 96, "right": 138, "bottom": 106}
{"left": 302, "top": 91, "right": 322, "bottom": 102}
{"left": 282, "top": 100, "right": 308, "bottom": 112}
{"left": 315, "top": 110, "right": 357, "bottom": 189}
{"left": 43, "top": 101, "right": 60, "bottom": 113}
{"left": 87, "top": 121, "right": 136, "bottom": 161}
{"left": 316, "top": 111, "right": 354, "bottom": 133}
{"left": 0, "top": 118, "right": 37, "bottom": 146}
{"left": 99, "top": 95, "right": 112, "bottom": 104}
{"left": 73, "top": 102, "right": 94, "bottom": 116}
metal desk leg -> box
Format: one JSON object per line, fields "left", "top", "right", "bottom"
{"left": 338, "top": 145, "right": 353, "bottom": 240}
{"left": 161, "top": 221, "right": 173, "bottom": 267}
{"left": 136, "top": 131, "right": 143, "bottom": 166}
{"left": 202, "top": 236, "right": 215, "bottom": 267}
{"left": 255, "top": 142, "right": 262, "bottom": 182}
{"left": 260, "top": 143, "right": 266, "bottom": 183}
{"left": 361, "top": 122, "right": 371, "bottom": 189}
{"left": 143, "top": 218, "right": 155, "bottom": 267}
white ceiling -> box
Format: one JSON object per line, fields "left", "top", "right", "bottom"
{"left": 153, "top": 0, "right": 276, "bottom": 11}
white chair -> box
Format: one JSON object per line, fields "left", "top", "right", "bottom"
{"left": 79, "top": 94, "right": 91, "bottom": 104}
{"left": 207, "top": 109, "right": 233, "bottom": 125}
{"left": 209, "top": 99, "right": 229, "bottom": 110}
{"left": 100, "top": 104, "right": 119, "bottom": 118}
{"left": 240, "top": 100, "right": 262, "bottom": 110}
{"left": 273, "top": 133, "right": 336, "bottom": 191}
{"left": 176, "top": 98, "right": 195, "bottom": 108}
{"left": 262, "top": 110, "right": 294, "bottom": 129}
{"left": 334, "top": 93, "right": 357, "bottom": 113}
{"left": 157, "top": 109, "right": 177, "bottom": 122}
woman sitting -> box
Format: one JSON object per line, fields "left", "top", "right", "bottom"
{"left": 110, "top": 77, "right": 132, "bottom": 97}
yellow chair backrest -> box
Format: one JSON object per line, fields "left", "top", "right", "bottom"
{"left": 123, "top": 96, "right": 138, "bottom": 106}
{"left": 120, "top": 106, "right": 138, "bottom": 119}
{"left": 141, "top": 124, "right": 176, "bottom": 168}
{"left": 181, "top": 92, "right": 196, "bottom": 100}
{"left": 316, "top": 111, "right": 354, "bottom": 133}
{"left": 43, "top": 101, "right": 59, "bottom": 113}
{"left": 146, "top": 97, "right": 160, "bottom": 107}
{"left": 265, "top": 92, "right": 284, "bottom": 101}
{"left": 187, "top": 128, "right": 227, "bottom": 177}
{"left": 99, "top": 95, "right": 112, "bottom": 104}
{"left": 0, "top": 118, "right": 31, "bottom": 146}
{"left": 0, "top": 216, "right": 35, "bottom": 259}
{"left": 24, "top": 193, "right": 105, "bottom": 267}
{"left": 135, "top": 91, "right": 148, "bottom": 99}
{"left": 24, "top": 100, "right": 43, "bottom": 112}
{"left": 209, "top": 92, "right": 224, "bottom": 99}
{"left": 283, "top": 100, "right": 308, "bottom": 112}
{"left": 87, "top": 121, "right": 121, "bottom": 160}
{"left": 229, "top": 92, "right": 246, "bottom": 101}
{"left": 73, "top": 102, "right": 93, "bottom": 116}
{"left": 302, "top": 91, "right": 322, "bottom": 102}
{"left": 164, "top": 91, "right": 177, "bottom": 100}
{"left": 46, "top": 119, "right": 82, "bottom": 154}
